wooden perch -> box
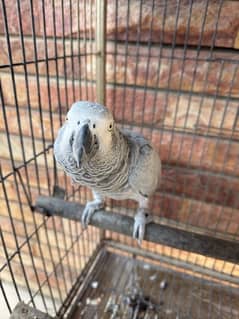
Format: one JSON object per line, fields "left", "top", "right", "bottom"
{"left": 35, "top": 196, "right": 239, "bottom": 264}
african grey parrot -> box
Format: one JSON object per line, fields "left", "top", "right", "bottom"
{"left": 54, "top": 101, "right": 161, "bottom": 244}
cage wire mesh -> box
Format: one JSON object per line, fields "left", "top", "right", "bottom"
{"left": 0, "top": 0, "right": 239, "bottom": 318}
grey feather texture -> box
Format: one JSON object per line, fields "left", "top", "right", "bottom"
{"left": 54, "top": 101, "right": 161, "bottom": 243}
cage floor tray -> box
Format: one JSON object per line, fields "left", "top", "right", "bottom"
{"left": 71, "top": 247, "right": 239, "bottom": 319}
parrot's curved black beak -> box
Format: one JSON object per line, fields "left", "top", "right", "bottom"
{"left": 72, "top": 123, "right": 92, "bottom": 168}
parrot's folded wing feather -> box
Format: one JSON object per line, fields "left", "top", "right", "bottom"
{"left": 123, "top": 130, "right": 161, "bottom": 198}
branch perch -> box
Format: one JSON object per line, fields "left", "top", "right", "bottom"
{"left": 35, "top": 196, "right": 239, "bottom": 264}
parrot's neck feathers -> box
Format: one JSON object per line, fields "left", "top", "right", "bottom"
{"left": 94, "top": 128, "right": 128, "bottom": 156}
{"left": 86, "top": 128, "right": 129, "bottom": 170}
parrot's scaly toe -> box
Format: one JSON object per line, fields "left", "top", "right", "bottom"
{"left": 133, "top": 209, "right": 152, "bottom": 245}
{"left": 81, "top": 201, "right": 104, "bottom": 228}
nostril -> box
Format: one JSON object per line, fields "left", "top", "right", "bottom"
{"left": 70, "top": 135, "right": 74, "bottom": 146}
{"left": 94, "top": 134, "right": 98, "bottom": 145}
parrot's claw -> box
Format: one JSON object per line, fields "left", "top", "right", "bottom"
{"left": 133, "top": 209, "right": 152, "bottom": 245}
{"left": 81, "top": 200, "right": 104, "bottom": 229}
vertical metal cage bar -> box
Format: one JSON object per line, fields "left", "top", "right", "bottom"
{"left": 89, "top": 0, "right": 95, "bottom": 101}
{"left": 28, "top": 0, "right": 51, "bottom": 195}
{"left": 0, "top": 279, "right": 12, "bottom": 314}
{"left": 116, "top": 0, "right": 130, "bottom": 237}
{"left": 83, "top": 0, "right": 89, "bottom": 101}
{"left": 76, "top": 0, "right": 82, "bottom": 100}
{"left": 0, "top": 227, "right": 21, "bottom": 305}
{"left": 15, "top": 0, "right": 41, "bottom": 195}
{"left": 1, "top": 0, "right": 32, "bottom": 200}
{"left": 96, "top": 0, "right": 106, "bottom": 105}
{"left": 95, "top": 0, "right": 106, "bottom": 241}
{"left": 0, "top": 167, "right": 36, "bottom": 310}
{"left": 121, "top": 0, "right": 130, "bottom": 126}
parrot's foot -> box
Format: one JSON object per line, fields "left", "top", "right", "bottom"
{"left": 133, "top": 209, "right": 152, "bottom": 245}
{"left": 81, "top": 200, "right": 104, "bottom": 229}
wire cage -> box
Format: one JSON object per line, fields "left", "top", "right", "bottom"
{"left": 0, "top": 0, "right": 239, "bottom": 318}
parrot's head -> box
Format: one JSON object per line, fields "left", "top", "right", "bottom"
{"left": 56, "top": 101, "right": 116, "bottom": 168}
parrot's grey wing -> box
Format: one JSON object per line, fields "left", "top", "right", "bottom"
{"left": 123, "top": 130, "right": 161, "bottom": 198}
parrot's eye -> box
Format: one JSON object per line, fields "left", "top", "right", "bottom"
{"left": 93, "top": 123, "right": 96, "bottom": 129}
{"left": 65, "top": 117, "right": 68, "bottom": 121}
{"left": 77, "top": 121, "right": 80, "bottom": 125}
{"left": 108, "top": 123, "right": 113, "bottom": 131}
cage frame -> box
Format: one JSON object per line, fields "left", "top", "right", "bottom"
{"left": 1, "top": 0, "right": 239, "bottom": 318}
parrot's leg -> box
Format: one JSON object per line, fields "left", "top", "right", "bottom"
{"left": 81, "top": 191, "right": 104, "bottom": 228}
{"left": 133, "top": 196, "right": 152, "bottom": 245}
